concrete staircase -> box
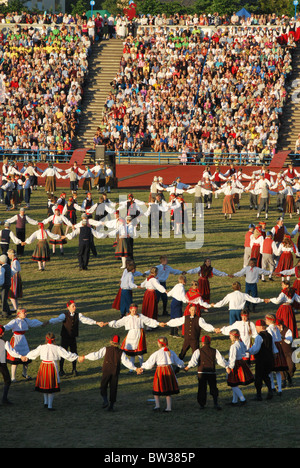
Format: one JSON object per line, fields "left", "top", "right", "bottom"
{"left": 73, "top": 38, "right": 124, "bottom": 151}
{"left": 277, "top": 44, "right": 300, "bottom": 164}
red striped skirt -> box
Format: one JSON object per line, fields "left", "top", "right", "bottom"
{"left": 114, "top": 236, "right": 129, "bottom": 258}
{"left": 112, "top": 287, "right": 121, "bottom": 310}
{"left": 121, "top": 329, "right": 147, "bottom": 356}
{"left": 251, "top": 244, "right": 261, "bottom": 268}
{"left": 227, "top": 359, "right": 255, "bottom": 387}
{"left": 8, "top": 272, "right": 23, "bottom": 299}
{"left": 276, "top": 304, "right": 298, "bottom": 338}
{"left": 49, "top": 224, "right": 67, "bottom": 245}
{"left": 32, "top": 239, "right": 51, "bottom": 262}
{"left": 142, "top": 289, "right": 158, "bottom": 320}
{"left": 153, "top": 365, "right": 180, "bottom": 396}
{"left": 273, "top": 341, "right": 289, "bottom": 371}
{"left": 275, "top": 251, "right": 293, "bottom": 276}
{"left": 35, "top": 361, "right": 60, "bottom": 393}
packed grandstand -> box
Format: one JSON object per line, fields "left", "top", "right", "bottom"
{"left": 0, "top": 9, "right": 299, "bottom": 165}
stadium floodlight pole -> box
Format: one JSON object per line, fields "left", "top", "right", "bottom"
{"left": 294, "top": 0, "right": 298, "bottom": 20}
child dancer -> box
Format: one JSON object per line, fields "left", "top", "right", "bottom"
{"left": 185, "top": 335, "right": 227, "bottom": 410}
{"left": 225, "top": 329, "right": 254, "bottom": 406}
{"left": 276, "top": 318, "right": 296, "bottom": 388}
{"left": 4, "top": 308, "right": 47, "bottom": 382}
{"left": 103, "top": 303, "right": 165, "bottom": 370}
{"left": 267, "top": 280, "right": 300, "bottom": 338}
{"left": 265, "top": 314, "right": 288, "bottom": 396}
{"left": 140, "top": 267, "right": 167, "bottom": 321}
{"left": 186, "top": 258, "right": 228, "bottom": 303}
{"left": 141, "top": 336, "right": 185, "bottom": 412}
{"left": 22, "top": 222, "right": 61, "bottom": 271}
{"left": 42, "top": 207, "right": 73, "bottom": 256}
{"left": 78, "top": 334, "right": 140, "bottom": 411}
{"left": 24, "top": 332, "right": 79, "bottom": 410}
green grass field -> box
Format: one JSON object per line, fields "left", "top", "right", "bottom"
{"left": 0, "top": 185, "right": 299, "bottom": 449}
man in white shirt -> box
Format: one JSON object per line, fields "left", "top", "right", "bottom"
{"left": 231, "top": 258, "right": 271, "bottom": 312}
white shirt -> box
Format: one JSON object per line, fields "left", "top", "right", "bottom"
{"left": 5, "top": 214, "right": 38, "bottom": 226}
{"left": 84, "top": 346, "right": 136, "bottom": 371}
{"left": 233, "top": 266, "right": 271, "bottom": 283}
{"left": 49, "top": 313, "right": 97, "bottom": 326}
{"left": 166, "top": 315, "right": 215, "bottom": 332}
{"left": 167, "top": 283, "right": 188, "bottom": 302}
{"left": 109, "top": 313, "right": 160, "bottom": 351}
{"left": 214, "top": 290, "right": 265, "bottom": 310}
{"left": 221, "top": 320, "right": 257, "bottom": 349}
{"left": 227, "top": 340, "right": 248, "bottom": 369}
{"left": 140, "top": 277, "right": 167, "bottom": 293}
{"left": 141, "top": 347, "right": 185, "bottom": 370}
{"left": 120, "top": 270, "right": 138, "bottom": 290}
{"left": 25, "top": 229, "right": 60, "bottom": 244}
{"left": 0, "top": 338, "right": 21, "bottom": 363}
{"left": 187, "top": 265, "right": 227, "bottom": 277}
{"left": 26, "top": 343, "right": 78, "bottom": 367}
{"left": 144, "top": 264, "right": 182, "bottom": 282}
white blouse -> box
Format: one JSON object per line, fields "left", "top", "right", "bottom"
{"left": 141, "top": 277, "right": 167, "bottom": 293}
{"left": 25, "top": 229, "right": 60, "bottom": 244}
{"left": 109, "top": 313, "right": 160, "bottom": 351}
{"left": 141, "top": 347, "right": 185, "bottom": 369}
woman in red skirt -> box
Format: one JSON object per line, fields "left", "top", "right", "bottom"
{"left": 269, "top": 280, "right": 300, "bottom": 338}
{"left": 274, "top": 235, "right": 298, "bottom": 281}
{"left": 265, "top": 314, "right": 288, "bottom": 396}
{"left": 24, "top": 332, "right": 78, "bottom": 411}
{"left": 186, "top": 259, "right": 228, "bottom": 303}
{"left": 141, "top": 337, "right": 185, "bottom": 412}
{"left": 140, "top": 267, "right": 167, "bottom": 321}
{"left": 226, "top": 329, "right": 254, "bottom": 406}
{"left": 250, "top": 226, "right": 264, "bottom": 268}
{"left": 278, "top": 259, "right": 300, "bottom": 309}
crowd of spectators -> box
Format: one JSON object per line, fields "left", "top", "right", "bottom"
{"left": 95, "top": 18, "right": 295, "bottom": 165}
{"left": 0, "top": 11, "right": 94, "bottom": 161}
{"left": 0, "top": 10, "right": 298, "bottom": 165}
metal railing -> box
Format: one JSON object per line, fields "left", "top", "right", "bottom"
{"left": 109, "top": 150, "right": 273, "bottom": 166}
{"left": 0, "top": 149, "right": 73, "bottom": 163}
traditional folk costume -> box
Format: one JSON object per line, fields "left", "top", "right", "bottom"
{"left": 40, "top": 165, "right": 62, "bottom": 193}
{"left": 261, "top": 234, "right": 278, "bottom": 280}
{"left": 141, "top": 344, "right": 185, "bottom": 397}
{"left": 226, "top": 334, "right": 254, "bottom": 405}
{"left": 25, "top": 340, "right": 78, "bottom": 409}
{"left": 83, "top": 336, "right": 137, "bottom": 410}
{"left": 166, "top": 313, "right": 215, "bottom": 360}
{"left": 279, "top": 265, "right": 300, "bottom": 309}
{"left": 8, "top": 255, "right": 22, "bottom": 306}
{"left": 42, "top": 211, "right": 73, "bottom": 248}
{"left": 144, "top": 263, "right": 182, "bottom": 315}
{"left": 274, "top": 239, "right": 299, "bottom": 278}
{"left": 266, "top": 319, "right": 288, "bottom": 394}
{"left": 65, "top": 224, "right": 105, "bottom": 270}
{"left": 291, "top": 218, "right": 300, "bottom": 253}
{"left": 271, "top": 221, "right": 290, "bottom": 248}
{"left": 62, "top": 197, "right": 84, "bottom": 227}
{"left": 186, "top": 264, "right": 228, "bottom": 303}
{"left": 108, "top": 313, "right": 161, "bottom": 364}
{"left": 112, "top": 268, "right": 141, "bottom": 317}
{"left": 0, "top": 226, "right": 22, "bottom": 255}
{"left": 243, "top": 225, "right": 255, "bottom": 268}
{"left": 247, "top": 323, "right": 278, "bottom": 400}
{"left": 5, "top": 212, "right": 38, "bottom": 256}
{"left": 277, "top": 321, "right": 296, "bottom": 387}
{"left": 0, "top": 327, "right": 22, "bottom": 403}
{"left": 215, "top": 183, "right": 243, "bottom": 219}
{"left": 250, "top": 228, "right": 264, "bottom": 268}
{"left": 48, "top": 308, "right": 100, "bottom": 375}
{"left": 186, "top": 336, "right": 227, "bottom": 409}
{"left": 24, "top": 224, "right": 60, "bottom": 265}
{"left": 214, "top": 290, "right": 265, "bottom": 325}
{"left": 221, "top": 313, "right": 257, "bottom": 363}
{"left": 140, "top": 275, "right": 167, "bottom": 321}
{"left": 269, "top": 288, "right": 300, "bottom": 338}
{"left": 104, "top": 215, "right": 130, "bottom": 267}
{"left": 4, "top": 314, "right": 44, "bottom": 381}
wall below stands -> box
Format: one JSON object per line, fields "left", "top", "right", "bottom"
{"left": 0, "top": 151, "right": 292, "bottom": 190}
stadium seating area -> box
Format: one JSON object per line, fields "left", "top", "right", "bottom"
{"left": 0, "top": 11, "right": 299, "bottom": 165}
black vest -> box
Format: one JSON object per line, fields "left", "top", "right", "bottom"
{"left": 197, "top": 345, "right": 216, "bottom": 374}
{"left": 1, "top": 229, "right": 10, "bottom": 244}
{"left": 2, "top": 264, "right": 11, "bottom": 288}
{"left": 61, "top": 312, "right": 79, "bottom": 338}
{"left": 102, "top": 346, "right": 123, "bottom": 376}
{"left": 256, "top": 331, "right": 274, "bottom": 368}
{"left": 184, "top": 316, "right": 201, "bottom": 342}
{"left": 79, "top": 225, "right": 92, "bottom": 244}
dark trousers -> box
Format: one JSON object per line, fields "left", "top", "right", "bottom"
{"left": 197, "top": 373, "right": 219, "bottom": 407}
{"left": 16, "top": 228, "right": 25, "bottom": 256}
{"left": 101, "top": 372, "right": 119, "bottom": 404}
{"left": 156, "top": 281, "right": 167, "bottom": 313}
{"left": 24, "top": 188, "right": 31, "bottom": 205}
{"left": 60, "top": 335, "right": 77, "bottom": 371}
{"left": 1, "top": 286, "right": 11, "bottom": 317}
{"left": 254, "top": 360, "right": 273, "bottom": 397}
{"left": 179, "top": 338, "right": 199, "bottom": 360}
{"left": 78, "top": 241, "right": 90, "bottom": 269}
{"left": 0, "top": 362, "right": 11, "bottom": 401}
